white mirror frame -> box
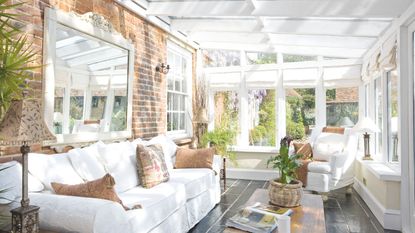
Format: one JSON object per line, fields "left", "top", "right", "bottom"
{"left": 43, "top": 8, "right": 134, "bottom": 145}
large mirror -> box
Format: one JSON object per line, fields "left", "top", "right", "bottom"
{"left": 43, "top": 8, "right": 134, "bottom": 144}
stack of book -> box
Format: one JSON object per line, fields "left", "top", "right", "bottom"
{"left": 226, "top": 202, "right": 293, "bottom": 233}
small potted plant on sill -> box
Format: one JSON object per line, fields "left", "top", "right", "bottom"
{"left": 267, "top": 136, "right": 303, "bottom": 207}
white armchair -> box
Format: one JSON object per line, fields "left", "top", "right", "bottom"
{"left": 303, "top": 127, "right": 358, "bottom": 195}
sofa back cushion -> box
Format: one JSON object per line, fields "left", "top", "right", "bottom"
{"left": 175, "top": 148, "right": 215, "bottom": 170}
{"left": 51, "top": 173, "right": 134, "bottom": 210}
{"left": 28, "top": 153, "right": 84, "bottom": 191}
{"left": 313, "top": 132, "right": 346, "bottom": 161}
{"left": 322, "top": 127, "right": 345, "bottom": 135}
{"left": 97, "top": 141, "right": 139, "bottom": 193}
{"left": 68, "top": 141, "right": 106, "bottom": 181}
{"left": 136, "top": 144, "right": 170, "bottom": 188}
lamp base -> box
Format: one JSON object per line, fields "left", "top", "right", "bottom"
{"left": 11, "top": 205, "right": 40, "bottom": 233}
{"left": 362, "top": 155, "right": 373, "bottom": 160}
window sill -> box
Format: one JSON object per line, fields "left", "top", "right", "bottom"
{"left": 356, "top": 158, "right": 401, "bottom": 182}
{"left": 229, "top": 146, "right": 279, "bottom": 153}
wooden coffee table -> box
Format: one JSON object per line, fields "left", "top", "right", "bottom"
{"left": 224, "top": 189, "right": 326, "bottom": 233}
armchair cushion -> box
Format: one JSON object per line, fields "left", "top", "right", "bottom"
{"left": 308, "top": 161, "right": 331, "bottom": 174}
{"left": 313, "top": 133, "right": 346, "bottom": 161}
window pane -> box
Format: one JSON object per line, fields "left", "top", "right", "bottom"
{"left": 246, "top": 52, "right": 276, "bottom": 65}
{"left": 180, "top": 95, "right": 185, "bottom": 111}
{"left": 110, "top": 89, "right": 128, "bottom": 131}
{"left": 53, "top": 87, "right": 64, "bottom": 134}
{"left": 167, "top": 112, "right": 172, "bottom": 131}
{"left": 173, "top": 94, "right": 179, "bottom": 111}
{"left": 248, "top": 89, "right": 276, "bottom": 146}
{"left": 283, "top": 54, "right": 317, "bottom": 63}
{"left": 203, "top": 49, "right": 240, "bottom": 67}
{"left": 90, "top": 90, "right": 107, "bottom": 121}
{"left": 214, "top": 91, "right": 239, "bottom": 144}
{"left": 167, "top": 93, "right": 173, "bottom": 111}
{"left": 175, "top": 80, "right": 181, "bottom": 92}
{"left": 365, "top": 84, "right": 370, "bottom": 117}
{"left": 172, "top": 113, "right": 179, "bottom": 130}
{"left": 168, "top": 79, "right": 174, "bottom": 91}
{"left": 286, "top": 88, "right": 315, "bottom": 140}
{"left": 375, "top": 78, "right": 383, "bottom": 154}
{"left": 326, "top": 87, "right": 359, "bottom": 127}
{"left": 387, "top": 70, "right": 399, "bottom": 162}
{"left": 69, "top": 89, "right": 84, "bottom": 132}
{"left": 179, "top": 113, "right": 185, "bottom": 130}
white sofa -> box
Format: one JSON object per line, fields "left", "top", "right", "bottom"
{"left": 302, "top": 127, "right": 358, "bottom": 194}
{"left": 1, "top": 135, "right": 221, "bottom": 233}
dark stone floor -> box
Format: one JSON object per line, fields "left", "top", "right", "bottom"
{"left": 189, "top": 179, "right": 401, "bottom": 233}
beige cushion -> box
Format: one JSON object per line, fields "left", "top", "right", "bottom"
{"left": 175, "top": 148, "right": 215, "bottom": 170}
{"left": 51, "top": 174, "right": 134, "bottom": 210}
{"left": 293, "top": 143, "right": 313, "bottom": 159}
{"left": 136, "top": 144, "right": 170, "bottom": 188}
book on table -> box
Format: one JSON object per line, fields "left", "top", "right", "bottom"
{"left": 226, "top": 202, "right": 293, "bottom": 233}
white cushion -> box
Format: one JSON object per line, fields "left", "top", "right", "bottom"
{"left": 97, "top": 141, "right": 139, "bottom": 192}
{"left": 68, "top": 141, "right": 106, "bottom": 181}
{"left": 169, "top": 168, "right": 215, "bottom": 200}
{"left": 313, "top": 132, "right": 346, "bottom": 161}
{"left": 28, "top": 153, "right": 84, "bottom": 191}
{"left": 307, "top": 161, "right": 332, "bottom": 174}
{"left": 0, "top": 197, "right": 19, "bottom": 230}
{"left": 148, "top": 135, "right": 177, "bottom": 170}
{"left": 120, "top": 182, "right": 186, "bottom": 233}
{"left": 0, "top": 161, "right": 22, "bottom": 204}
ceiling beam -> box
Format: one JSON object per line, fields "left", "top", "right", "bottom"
{"left": 171, "top": 18, "right": 391, "bottom": 37}
{"left": 88, "top": 56, "right": 129, "bottom": 71}
{"left": 200, "top": 42, "right": 366, "bottom": 58}
{"left": 147, "top": 1, "right": 253, "bottom": 17}
{"left": 66, "top": 49, "right": 127, "bottom": 67}
{"left": 191, "top": 32, "right": 376, "bottom": 49}
{"left": 252, "top": 0, "right": 411, "bottom": 18}
{"left": 147, "top": 0, "right": 410, "bottom": 18}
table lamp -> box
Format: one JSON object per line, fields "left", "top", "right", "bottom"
{"left": 352, "top": 117, "right": 380, "bottom": 160}
{"left": 0, "top": 98, "right": 55, "bottom": 233}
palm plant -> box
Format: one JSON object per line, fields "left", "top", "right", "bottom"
{"left": 0, "top": 0, "right": 38, "bottom": 119}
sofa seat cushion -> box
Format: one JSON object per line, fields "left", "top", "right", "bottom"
{"left": 119, "top": 182, "right": 186, "bottom": 233}
{"left": 169, "top": 168, "right": 215, "bottom": 200}
{"left": 308, "top": 161, "right": 331, "bottom": 174}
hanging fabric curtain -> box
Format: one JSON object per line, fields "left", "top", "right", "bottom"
{"left": 380, "top": 35, "right": 397, "bottom": 71}
{"left": 368, "top": 51, "right": 381, "bottom": 75}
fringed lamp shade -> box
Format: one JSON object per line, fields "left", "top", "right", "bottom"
{"left": 0, "top": 99, "right": 55, "bottom": 146}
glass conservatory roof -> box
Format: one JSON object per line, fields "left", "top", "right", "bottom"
{"left": 128, "top": 0, "right": 413, "bottom": 58}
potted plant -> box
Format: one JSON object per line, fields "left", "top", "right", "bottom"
{"left": 267, "top": 136, "right": 303, "bottom": 207}
{"left": 200, "top": 127, "right": 237, "bottom": 162}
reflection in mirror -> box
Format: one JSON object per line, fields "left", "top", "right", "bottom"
{"left": 53, "top": 24, "right": 129, "bottom": 136}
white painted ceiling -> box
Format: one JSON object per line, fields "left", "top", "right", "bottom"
{"left": 132, "top": 0, "right": 413, "bottom": 58}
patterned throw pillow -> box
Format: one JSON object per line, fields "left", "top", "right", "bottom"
{"left": 175, "top": 148, "right": 215, "bottom": 170}
{"left": 293, "top": 143, "right": 313, "bottom": 159}
{"left": 136, "top": 144, "right": 170, "bottom": 188}
{"left": 51, "top": 173, "right": 137, "bottom": 210}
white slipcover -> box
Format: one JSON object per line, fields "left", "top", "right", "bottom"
{"left": 97, "top": 141, "right": 139, "bottom": 192}
{"left": 28, "top": 153, "right": 84, "bottom": 191}
{"left": 68, "top": 142, "right": 106, "bottom": 181}
{"left": 169, "top": 169, "right": 215, "bottom": 200}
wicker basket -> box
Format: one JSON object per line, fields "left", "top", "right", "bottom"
{"left": 268, "top": 179, "right": 303, "bottom": 207}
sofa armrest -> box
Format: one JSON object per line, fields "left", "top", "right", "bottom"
{"left": 212, "top": 155, "right": 223, "bottom": 176}
{"left": 30, "top": 193, "right": 132, "bottom": 233}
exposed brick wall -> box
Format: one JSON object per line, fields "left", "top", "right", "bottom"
{"left": 2, "top": 0, "right": 195, "bottom": 154}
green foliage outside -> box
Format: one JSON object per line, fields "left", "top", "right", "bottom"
{"left": 283, "top": 54, "right": 317, "bottom": 63}
{"left": 247, "top": 52, "right": 277, "bottom": 65}
{"left": 285, "top": 88, "right": 315, "bottom": 140}
{"left": 249, "top": 90, "right": 276, "bottom": 146}
{"left": 0, "top": 0, "right": 38, "bottom": 119}
{"left": 201, "top": 91, "right": 238, "bottom": 161}
{"left": 267, "top": 138, "right": 302, "bottom": 184}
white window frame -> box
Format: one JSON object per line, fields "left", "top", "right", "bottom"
{"left": 166, "top": 41, "right": 193, "bottom": 139}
